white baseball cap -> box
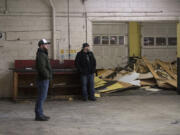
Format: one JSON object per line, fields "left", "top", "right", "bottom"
{"left": 38, "top": 38, "right": 50, "bottom": 46}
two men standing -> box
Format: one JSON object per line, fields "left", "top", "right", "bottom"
{"left": 35, "top": 41, "right": 96, "bottom": 121}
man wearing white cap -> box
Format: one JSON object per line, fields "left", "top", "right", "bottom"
{"left": 35, "top": 39, "right": 52, "bottom": 121}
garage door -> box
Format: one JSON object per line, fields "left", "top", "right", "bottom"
{"left": 92, "top": 22, "right": 128, "bottom": 69}
{"left": 141, "top": 22, "right": 177, "bottom": 62}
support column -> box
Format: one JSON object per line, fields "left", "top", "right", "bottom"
{"left": 129, "top": 22, "right": 141, "bottom": 57}
{"left": 177, "top": 22, "right": 180, "bottom": 94}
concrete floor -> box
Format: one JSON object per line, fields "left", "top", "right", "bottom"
{"left": 0, "top": 95, "right": 180, "bottom": 135}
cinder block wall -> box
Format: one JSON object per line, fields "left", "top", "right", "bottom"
{"left": 0, "top": 0, "right": 180, "bottom": 97}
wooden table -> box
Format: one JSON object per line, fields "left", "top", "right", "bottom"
{"left": 12, "top": 69, "right": 81, "bottom": 101}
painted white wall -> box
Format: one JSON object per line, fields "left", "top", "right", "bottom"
{"left": 0, "top": 0, "right": 180, "bottom": 97}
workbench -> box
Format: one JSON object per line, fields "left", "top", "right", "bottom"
{"left": 11, "top": 60, "right": 81, "bottom": 101}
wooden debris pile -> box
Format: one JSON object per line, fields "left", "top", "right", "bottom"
{"left": 95, "top": 57, "right": 177, "bottom": 96}
{"left": 140, "top": 58, "right": 177, "bottom": 88}
{"left": 95, "top": 70, "right": 138, "bottom": 95}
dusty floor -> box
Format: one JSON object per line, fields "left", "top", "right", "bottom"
{"left": 0, "top": 95, "right": 180, "bottom": 135}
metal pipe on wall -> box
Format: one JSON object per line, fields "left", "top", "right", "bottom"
{"left": 82, "top": 0, "right": 88, "bottom": 42}
{"left": 4, "top": 0, "right": 8, "bottom": 14}
{"left": 49, "top": 0, "right": 56, "bottom": 60}
{"left": 67, "top": 0, "right": 71, "bottom": 59}
{"left": 85, "top": 12, "right": 87, "bottom": 42}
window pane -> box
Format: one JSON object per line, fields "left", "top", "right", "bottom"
{"left": 156, "top": 37, "right": 166, "bottom": 46}
{"left": 93, "top": 36, "right": 101, "bottom": 45}
{"left": 168, "top": 37, "right": 177, "bottom": 46}
{"left": 144, "top": 37, "right": 154, "bottom": 46}
{"left": 119, "top": 36, "right": 124, "bottom": 45}
{"left": 110, "top": 36, "right": 117, "bottom": 44}
{"left": 102, "top": 36, "right": 109, "bottom": 44}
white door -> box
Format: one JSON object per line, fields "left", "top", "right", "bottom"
{"left": 92, "top": 22, "right": 128, "bottom": 69}
{"left": 141, "top": 22, "right": 177, "bottom": 62}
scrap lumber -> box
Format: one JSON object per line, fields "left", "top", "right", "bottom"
{"left": 98, "top": 82, "right": 124, "bottom": 93}
{"left": 156, "top": 80, "right": 174, "bottom": 88}
{"left": 97, "top": 81, "right": 135, "bottom": 93}
{"left": 156, "top": 69, "right": 171, "bottom": 79}
{"left": 118, "top": 81, "right": 134, "bottom": 88}
{"left": 165, "top": 79, "right": 177, "bottom": 88}
{"left": 95, "top": 57, "right": 177, "bottom": 95}
{"left": 140, "top": 79, "right": 156, "bottom": 86}
{"left": 95, "top": 76, "right": 135, "bottom": 94}
{"left": 142, "top": 57, "right": 174, "bottom": 88}
{"left": 97, "top": 69, "right": 114, "bottom": 78}
{"left": 156, "top": 59, "right": 177, "bottom": 80}
{"left": 134, "top": 59, "right": 149, "bottom": 73}
{"left": 94, "top": 77, "right": 107, "bottom": 88}
{"left": 138, "top": 72, "right": 153, "bottom": 80}
{"left": 142, "top": 57, "right": 161, "bottom": 80}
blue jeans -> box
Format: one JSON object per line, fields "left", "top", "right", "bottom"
{"left": 35, "top": 80, "right": 49, "bottom": 117}
{"left": 81, "top": 74, "right": 95, "bottom": 100}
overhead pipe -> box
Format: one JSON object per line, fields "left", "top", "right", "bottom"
{"left": 49, "top": 0, "right": 56, "bottom": 60}
{"left": 55, "top": 10, "right": 163, "bottom": 14}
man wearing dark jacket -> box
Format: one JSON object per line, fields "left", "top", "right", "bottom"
{"left": 75, "top": 43, "right": 96, "bottom": 101}
{"left": 35, "top": 39, "right": 52, "bottom": 121}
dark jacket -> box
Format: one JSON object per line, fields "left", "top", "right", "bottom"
{"left": 75, "top": 50, "right": 96, "bottom": 75}
{"left": 35, "top": 48, "right": 52, "bottom": 80}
